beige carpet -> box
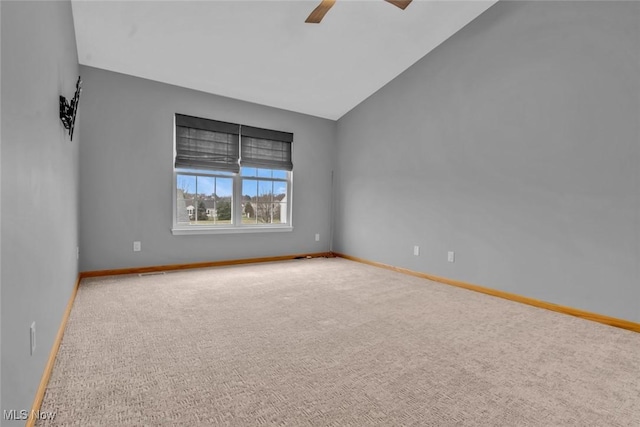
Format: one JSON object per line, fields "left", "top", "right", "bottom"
{"left": 38, "top": 257, "right": 639, "bottom": 426}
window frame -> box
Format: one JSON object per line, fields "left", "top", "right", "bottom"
{"left": 171, "top": 116, "right": 293, "bottom": 236}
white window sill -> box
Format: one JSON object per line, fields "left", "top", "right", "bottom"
{"left": 171, "top": 225, "right": 293, "bottom": 235}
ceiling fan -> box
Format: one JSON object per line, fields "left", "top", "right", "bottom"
{"left": 305, "top": 0, "right": 413, "bottom": 24}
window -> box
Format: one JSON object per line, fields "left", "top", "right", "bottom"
{"left": 176, "top": 171, "right": 234, "bottom": 225}
{"left": 172, "top": 114, "right": 293, "bottom": 234}
{"left": 241, "top": 167, "right": 288, "bottom": 225}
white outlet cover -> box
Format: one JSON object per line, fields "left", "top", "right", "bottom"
{"left": 448, "top": 251, "right": 455, "bottom": 262}
{"left": 315, "top": 233, "right": 320, "bottom": 242}
{"left": 413, "top": 246, "right": 420, "bottom": 256}
{"left": 133, "top": 241, "right": 141, "bottom": 252}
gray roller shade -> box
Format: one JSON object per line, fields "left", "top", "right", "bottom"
{"left": 240, "top": 125, "right": 293, "bottom": 171}
{"left": 175, "top": 114, "right": 240, "bottom": 173}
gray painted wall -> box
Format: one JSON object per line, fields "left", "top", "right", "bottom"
{"left": 78, "top": 67, "right": 335, "bottom": 272}
{"left": 334, "top": 1, "right": 640, "bottom": 322}
{"left": 0, "top": 1, "right": 3, "bottom": 418}
{"left": 1, "top": 1, "right": 80, "bottom": 422}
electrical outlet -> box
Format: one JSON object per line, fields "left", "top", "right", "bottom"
{"left": 315, "top": 233, "right": 320, "bottom": 242}
{"left": 76, "top": 246, "right": 79, "bottom": 260}
{"left": 30, "top": 322, "right": 36, "bottom": 355}
{"left": 133, "top": 241, "right": 141, "bottom": 252}
{"left": 413, "top": 245, "right": 420, "bottom": 256}
{"left": 448, "top": 251, "right": 455, "bottom": 263}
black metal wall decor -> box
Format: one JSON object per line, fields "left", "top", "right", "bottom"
{"left": 60, "top": 76, "right": 82, "bottom": 140}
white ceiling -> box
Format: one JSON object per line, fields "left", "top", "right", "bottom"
{"left": 71, "top": 0, "right": 497, "bottom": 120}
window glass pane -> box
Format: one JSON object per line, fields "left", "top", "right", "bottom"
{"left": 176, "top": 174, "right": 195, "bottom": 224}
{"left": 196, "top": 176, "right": 215, "bottom": 223}
{"left": 214, "top": 196, "right": 233, "bottom": 224}
{"left": 242, "top": 200, "right": 257, "bottom": 224}
{"left": 271, "top": 203, "right": 283, "bottom": 224}
{"left": 257, "top": 168, "right": 272, "bottom": 178}
{"left": 177, "top": 174, "right": 196, "bottom": 195}
{"left": 179, "top": 196, "right": 197, "bottom": 224}
{"left": 197, "top": 176, "right": 215, "bottom": 198}
{"left": 214, "top": 177, "right": 233, "bottom": 224}
{"left": 215, "top": 177, "right": 233, "bottom": 198}
{"left": 183, "top": 197, "right": 197, "bottom": 223}
{"left": 242, "top": 179, "right": 258, "bottom": 224}
{"left": 274, "top": 182, "right": 288, "bottom": 199}
{"left": 178, "top": 173, "right": 233, "bottom": 226}
{"left": 275, "top": 184, "right": 288, "bottom": 224}
{"left": 241, "top": 167, "right": 258, "bottom": 177}
{"left": 242, "top": 179, "right": 258, "bottom": 199}
{"left": 257, "top": 180, "right": 273, "bottom": 200}
{"left": 255, "top": 198, "right": 272, "bottom": 224}
{"left": 255, "top": 181, "right": 274, "bottom": 223}
{"left": 241, "top": 179, "right": 288, "bottom": 224}
{"left": 272, "top": 169, "right": 287, "bottom": 179}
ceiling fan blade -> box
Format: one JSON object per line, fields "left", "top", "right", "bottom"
{"left": 384, "top": 0, "right": 413, "bottom": 10}
{"left": 305, "top": 0, "right": 336, "bottom": 24}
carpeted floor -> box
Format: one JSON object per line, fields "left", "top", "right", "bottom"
{"left": 38, "top": 257, "right": 639, "bottom": 426}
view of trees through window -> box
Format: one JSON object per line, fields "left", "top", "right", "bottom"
{"left": 176, "top": 168, "right": 288, "bottom": 226}
{"left": 241, "top": 168, "right": 287, "bottom": 224}
{"left": 177, "top": 174, "right": 233, "bottom": 225}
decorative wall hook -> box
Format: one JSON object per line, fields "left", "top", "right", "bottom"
{"left": 60, "top": 76, "right": 82, "bottom": 140}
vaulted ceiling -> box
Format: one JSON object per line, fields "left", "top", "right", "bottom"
{"left": 71, "top": 0, "right": 497, "bottom": 120}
